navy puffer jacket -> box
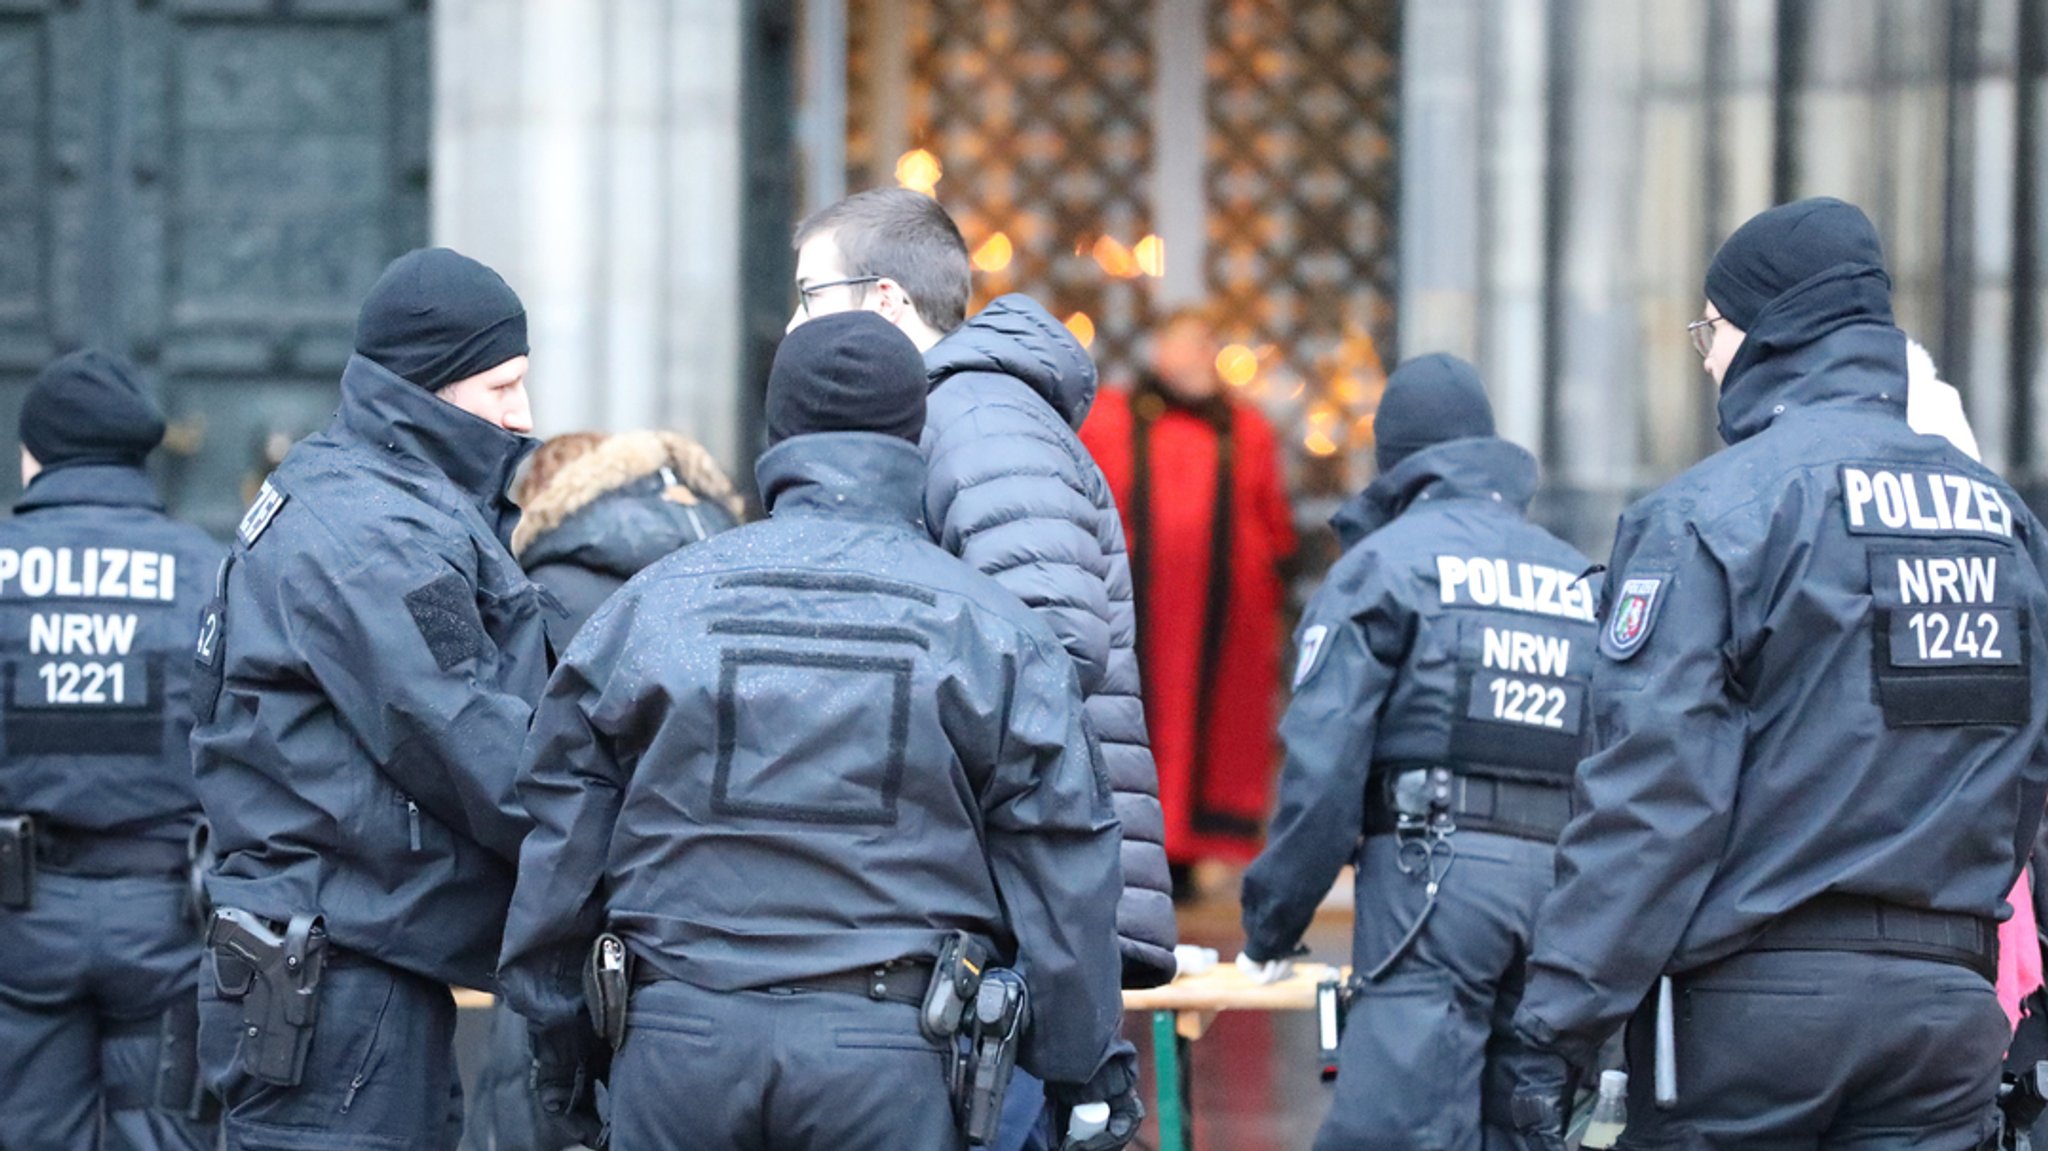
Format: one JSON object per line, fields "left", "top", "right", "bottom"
{"left": 923, "top": 294, "right": 1177, "bottom": 987}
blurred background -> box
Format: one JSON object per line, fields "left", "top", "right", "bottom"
{"left": 2, "top": 0, "right": 2042, "bottom": 557}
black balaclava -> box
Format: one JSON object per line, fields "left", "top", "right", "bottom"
{"left": 355, "top": 248, "right": 529, "bottom": 391}
{"left": 1705, "top": 197, "right": 1888, "bottom": 332}
{"left": 1373, "top": 353, "right": 1496, "bottom": 473}
{"left": 766, "top": 312, "right": 928, "bottom": 446}
{"left": 20, "top": 349, "right": 167, "bottom": 471}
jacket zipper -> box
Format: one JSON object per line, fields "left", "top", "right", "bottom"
{"left": 400, "top": 794, "right": 421, "bottom": 851}
{"left": 341, "top": 1072, "right": 367, "bottom": 1114}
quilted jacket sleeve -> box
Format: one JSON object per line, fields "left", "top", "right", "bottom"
{"left": 924, "top": 380, "right": 1115, "bottom": 697}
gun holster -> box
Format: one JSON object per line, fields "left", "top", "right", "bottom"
{"left": 0, "top": 813, "right": 36, "bottom": 909}
{"left": 962, "top": 969, "right": 1028, "bottom": 1147}
{"left": 584, "top": 933, "right": 633, "bottom": 1052}
{"left": 922, "top": 930, "right": 988, "bottom": 1045}
{"left": 1998, "top": 1061, "right": 2048, "bottom": 1151}
{"left": 206, "top": 908, "right": 328, "bottom": 1087}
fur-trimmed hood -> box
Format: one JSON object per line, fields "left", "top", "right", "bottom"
{"left": 513, "top": 431, "right": 741, "bottom": 556}
{"left": 512, "top": 431, "right": 743, "bottom": 578}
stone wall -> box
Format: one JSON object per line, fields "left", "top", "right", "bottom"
{"left": 432, "top": 0, "right": 748, "bottom": 472}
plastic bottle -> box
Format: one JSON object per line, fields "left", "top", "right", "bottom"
{"left": 1580, "top": 1070, "right": 1628, "bottom": 1149}
{"left": 1067, "top": 1101, "right": 1111, "bottom": 1143}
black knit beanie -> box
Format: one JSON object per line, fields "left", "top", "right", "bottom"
{"left": 20, "top": 349, "right": 166, "bottom": 471}
{"left": 355, "top": 248, "right": 529, "bottom": 391}
{"left": 1374, "top": 353, "right": 1495, "bottom": 473}
{"left": 766, "top": 312, "right": 928, "bottom": 446}
{"left": 1705, "top": 197, "right": 1889, "bottom": 331}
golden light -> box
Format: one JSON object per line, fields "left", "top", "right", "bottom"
{"left": 1134, "top": 234, "right": 1166, "bottom": 278}
{"left": 1305, "top": 402, "right": 1342, "bottom": 456}
{"left": 1215, "top": 343, "right": 1259, "bottom": 388}
{"left": 1089, "top": 235, "right": 1141, "bottom": 279}
{"left": 1064, "top": 311, "right": 1096, "bottom": 349}
{"left": 971, "top": 232, "right": 1013, "bottom": 273}
{"left": 895, "top": 149, "right": 942, "bottom": 195}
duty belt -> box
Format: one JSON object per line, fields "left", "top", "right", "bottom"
{"left": 778, "top": 960, "right": 935, "bottom": 1007}
{"left": 37, "top": 823, "right": 189, "bottom": 877}
{"left": 1744, "top": 894, "right": 1998, "bottom": 982}
{"left": 1364, "top": 768, "right": 1573, "bottom": 843}
{"left": 636, "top": 959, "right": 937, "bottom": 1008}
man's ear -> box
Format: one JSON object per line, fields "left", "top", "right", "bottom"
{"left": 873, "top": 278, "right": 911, "bottom": 326}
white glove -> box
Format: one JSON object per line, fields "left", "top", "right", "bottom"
{"left": 1235, "top": 951, "right": 1295, "bottom": 985}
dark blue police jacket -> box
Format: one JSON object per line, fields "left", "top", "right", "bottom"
{"left": 192, "top": 355, "right": 548, "bottom": 990}
{"left": 499, "top": 432, "right": 1126, "bottom": 1088}
{"left": 1239, "top": 436, "right": 1597, "bottom": 962}
{"left": 1516, "top": 266, "right": 2048, "bottom": 1066}
{"left": 0, "top": 464, "right": 221, "bottom": 841}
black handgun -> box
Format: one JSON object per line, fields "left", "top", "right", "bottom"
{"left": 584, "top": 932, "right": 632, "bottom": 1052}
{"left": 206, "top": 908, "right": 327, "bottom": 1086}
{"left": 964, "top": 969, "right": 1028, "bottom": 1147}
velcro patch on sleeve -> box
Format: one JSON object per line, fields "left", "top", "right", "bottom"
{"left": 404, "top": 572, "right": 484, "bottom": 672}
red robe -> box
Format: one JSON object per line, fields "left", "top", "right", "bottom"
{"left": 1081, "top": 380, "right": 1297, "bottom": 865}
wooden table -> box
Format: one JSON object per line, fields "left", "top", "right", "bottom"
{"left": 1121, "top": 962, "right": 1344, "bottom": 1151}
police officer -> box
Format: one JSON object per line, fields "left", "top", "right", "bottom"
{"left": 0, "top": 350, "right": 224, "bottom": 1151}
{"left": 192, "top": 248, "right": 550, "bottom": 1147}
{"left": 1513, "top": 197, "right": 2048, "bottom": 1148}
{"left": 1239, "top": 354, "right": 1598, "bottom": 1151}
{"left": 498, "top": 312, "right": 1143, "bottom": 1151}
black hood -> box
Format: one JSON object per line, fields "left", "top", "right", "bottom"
{"left": 1330, "top": 436, "right": 1538, "bottom": 548}
{"left": 14, "top": 463, "right": 163, "bottom": 515}
{"left": 518, "top": 473, "right": 737, "bottom": 581}
{"left": 755, "top": 432, "right": 929, "bottom": 532}
{"left": 1716, "top": 265, "right": 1907, "bottom": 446}
{"left": 334, "top": 354, "right": 535, "bottom": 545}
{"left": 924, "top": 294, "right": 1098, "bottom": 430}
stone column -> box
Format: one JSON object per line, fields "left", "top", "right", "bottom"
{"left": 1397, "top": 0, "right": 1484, "bottom": 363}
{"left": 1479, "top": 0, "right": 1550, "bottom": 455}
{"left": 433, "top": 0, "right": 747, "bottom": 469}
{"left": 1548, "top": 0, "right": 1646, "bottom": 520}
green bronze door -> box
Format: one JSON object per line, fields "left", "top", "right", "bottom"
{"left": 5, "top": 0, "right": 429, "bottom": 534}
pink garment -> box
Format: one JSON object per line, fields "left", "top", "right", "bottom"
{"left": 2000, "top": 868, "right": 2043, "bottom": 1031}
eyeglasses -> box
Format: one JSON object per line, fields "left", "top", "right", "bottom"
{"left": 797, "top": 276, "right": 882, "bottom": 317}
{"left": 1686, "top": 315, "right": 1723, "bottom": 359}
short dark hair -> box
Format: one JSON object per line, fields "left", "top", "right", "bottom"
{"left": 794, "top": 188, "right": 972, "bottom": 334}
